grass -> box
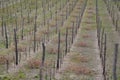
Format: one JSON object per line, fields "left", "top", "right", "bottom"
{"left": 12, "top": 0, "right": 86, "bottom": 79}
{"left": 1, "top": 0, "right": 115, "bottom": 80}
{"left": 70, "top": 53, "right": 89, "bottom": 63}
{"left": 82, "top": 34, "right": 90, "bottom": 38}
{"left": 97, "top": 0, "right": 120, "bottom": 79}
{"left": 75, "top": 42, "right": 89, "bottom": 47}
{"left": 65, "top": 64, "right": 95, "bottom": 76}
{"left": 0, "top": 40, "right": 5, "bottom": 48}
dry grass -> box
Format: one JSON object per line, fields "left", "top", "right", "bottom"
{"left": 82, "top": 34, "right": 90, "bottom": 38}
{"left": 27, "top": 58, "right": 52, "bottom": 69}
{"left": 71, "top": 54, "right": 88, "bottom": 63}
{"left": 10, "top": 43, "right": 27, "bottom": 52}
{"left": 75, "top": 42, "right": 88, "bottom": 47}
{"left": 0, "top": 55, "right": 13, "bottom": 64}
{"left": 70, "top": 17, "right": 77, "bottom": 22}
{"left": 41, "top": 30, "right": 49, "bottom": 35}
{"left": 49, "top": 20, "right": 56, "bottom": 27}
{"left": 87, "top": 7, "right": 93, "bottom": 11}
{"left": 83, "top": 27, "right": 92, "bottom": 31}
{"left": 86, "top": 14, "right": 94, "bottom": 18}
{"left": 87, "top": 10, "right": 94, "bottom": 14}
{"left": 30, "top": 34, "right": 42, "bottom": 42}
{"left": 84, "top": 21, "right": 93, "bottom": 24}
{"left": 74, "top": 9, "right": 80, "bottom": 13}
{"left": 65, "top": 26, "right": 72, "bottom": 29}
{"left": 66, "top": 64, "right": 95, "bottom": 75}
{"left": 52, "top": 37, "right": 65, "bottom": 43}
{"left": 71, "top": 13, "right": 79, "bottom": 17}
{"left": 89, "top": 2, "right": 93, "bottom": 5}
{"left": 56, "top": 16, "right": 62, "bottom": 21}
{"left": 60, "top": 13, "right": 66, "bottom": 17}
{"left": 47, "top": 48, "right": 57, "bottom": 54}
{"left": 76, "top": 6, "right": 81, "bottom": 9}
{"left": 46, "top": 45, "right": 58, "bottom": 54}
{"left": 0, "top": 55, "right": 7, "bottom": 64}
{"left": 27, "top": 59, "right": 41, "bottom": 69}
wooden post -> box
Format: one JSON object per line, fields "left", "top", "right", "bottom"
{"left": 57, "top": 31, "right": 60, "bottom": 69}
{"left": 115, "top": 16, "right": 118, "bottom": 31}
{"left": 14, "top": 29, "right": 18, "bottom": 65}
{"left": 65, "top": 28, "right": 68, "bottom": 55}
{"left": 66, "top": 6, "right": 68, "bottom": 20}
{"left": 100, "top": 28, "right": 104, "bottom": 64}
{"left": 45, "top": 66, "right": 48, "bottom": 80}
{"left": 39, "top": 42, "right": 46, "bottom": 80}
{"left": 6, "top": 59, "right": 9, "bottom": 73}
{"left": 43, "top": 6, "right": 46, "bottom": 26}
{"left": 96, "top": 0, "right": 98, "bottom": 24}
{"left": 27, "top": 11, "right": 30, "bottom": 23}
{"left": 15, "top": 13, "right": 18, "bottom": 31}
{"left": 42, "top": 42, "right": 46, "bottom": 66}
{"left": 20, "top": 0, "right": 23, "bottom": 18}
{"left": 113, "top": 43, "right": 119, "bottom": 80}
{"left": 55, "top": 5, "right": 58, "bottom": 34}
{"left": 1, "top": 16, "right": 4, "bottom": 37}
{"left": 49, "top": 68, "right": 52, "bottom": 80}
{"left": 40, "top": 67, "right": 43, "bottom": 80}
{"left": 21, "top": 18, "right": 24, "bottom": 40}
{"left": 98, "top": 20, "right": 102, "bottom": 48}
{"left": 47, "top": 20, "right": 50, "bottom": 41}
{"left": 34, "top": 24, "right": 36, "bottom": 52}
{"left": 4, "top": 22, "right": 8, "bottom": 48}
{"left": 34, "top": 0, "right": 38, "bottom": 32}
{"left": 103, "top": 34, "right": 107, "bottom": 80}
{"left": 72, "top": 22, "right": 74, "bottom": 44}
